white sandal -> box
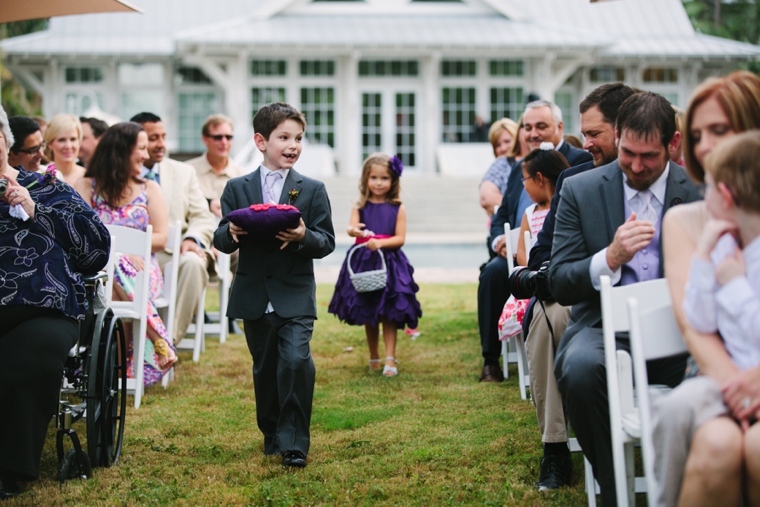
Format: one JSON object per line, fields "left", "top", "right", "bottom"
{"left": 383, "top": 357, "right": 398, "bottom": 377}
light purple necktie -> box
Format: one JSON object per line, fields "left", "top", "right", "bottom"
{"left": 264, "top": 171, "right": 282, "bottom": 204}
{"left": 638, "top": 189, "right": 658, "bottom": 226}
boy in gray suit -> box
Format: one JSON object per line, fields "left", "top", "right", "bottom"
{"left": 214, "top": 103, "right": 335, "bottom": 467}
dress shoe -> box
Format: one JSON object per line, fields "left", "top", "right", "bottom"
{"left": 0, "top": 477, "right": 20, "bottom": 500}
{"left": 479, "top": 364, "right": 504, "bottom": 383}
{"left": 536, "top": 454, "right": 572, "bottom": 491}
{"left": 282, "top": 450, "right": 306, "bottom": 468}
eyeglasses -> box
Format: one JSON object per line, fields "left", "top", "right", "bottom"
{"left": 521, "top": 175, "right": 532, "bottom": 185}
{"left": 208, "top": 134, "right": 233, "bottom": 141}
{"left": 15, "top": 140, "right": 46, "bottom": 156}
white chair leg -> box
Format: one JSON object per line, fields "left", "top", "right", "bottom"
{"left": 193, "top": 288, "right": 205, "bottom": 363}
{"left": 133, "top": 323, "right": 144, "bottom": 409}
{"left": 585, "top": 457, "right": 598, "bottom": 507}
{"left": 501, "top": 339, "right": 509, "bottom": 380}
{"left": 219, "top": 274, "right": 229, "bottom": 344}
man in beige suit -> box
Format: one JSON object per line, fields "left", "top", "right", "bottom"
{"left": 130, "top": 112, "right": 217, "bottom": 345}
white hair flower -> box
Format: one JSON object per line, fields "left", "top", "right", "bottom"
{"left": 540, "top": 142, "right": 554, "bottom": 151}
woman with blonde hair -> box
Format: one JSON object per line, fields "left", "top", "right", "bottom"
{"left": 43, "top": 114, "right": 86, "bottom": 186}
{"left": 479, "top": 117, "right": 518, "bottom": 216}
{"left": 654, "top": 70, "right": 760, "bottom": 507}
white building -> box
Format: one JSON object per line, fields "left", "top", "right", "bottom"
{"left": 3, "top": 0, "right": 759, "bottom": 175}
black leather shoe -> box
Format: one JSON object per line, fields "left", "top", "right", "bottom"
{"left": 282, "top": 450, "right": 306, "bottom": 468}
{"left": 479, "top": 364, "right": 504, "bottom": 383}
{"left": 0, "top": 477, "right": 20, "bottom": 500}
{"left": 536, "top": 454, "right": 573, "bottom": 491}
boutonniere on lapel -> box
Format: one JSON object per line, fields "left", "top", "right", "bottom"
{"left": 288, "top": 188, "right": 300, "bottom": 205}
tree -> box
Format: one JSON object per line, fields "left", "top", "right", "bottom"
{"left": 682, "top": 0, "right": 760, "bottom": 72}
{"left": 0, "top": 19, "right": 48, "bottom": 117}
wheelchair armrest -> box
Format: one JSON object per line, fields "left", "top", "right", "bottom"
{"left": 83, "top": 272, "right": 108, "bottom": 284}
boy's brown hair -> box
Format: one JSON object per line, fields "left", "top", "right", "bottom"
{"left": 705, "top": 130, "right": 760, "bottom": 214}
{"left": 253, "top": 102, "right": 307, "bottom": 140}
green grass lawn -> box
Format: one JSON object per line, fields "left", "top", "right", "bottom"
{"left": 12, "top": 284, "right": 591, "bottom": 506}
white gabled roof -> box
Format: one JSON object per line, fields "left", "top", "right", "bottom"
{"left": 2, "top": 0, "right": 758, "bottom": 60}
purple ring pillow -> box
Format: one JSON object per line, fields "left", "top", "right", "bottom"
{"left": 227, "top": 203, "right": 301, "bottom": 245}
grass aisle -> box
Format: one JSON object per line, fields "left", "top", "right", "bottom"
{"left": 19, "top": 284, "right": 589, "bottom": 506}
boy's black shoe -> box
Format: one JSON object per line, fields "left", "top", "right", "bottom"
{"left": 536, "top": 454, "right": 572, "bottom": 491}
{"left": 0, "top": 477, "right": 20, "bottom": 500}
{"left": 282, "top": 450, "right": 306, "bottom": 468}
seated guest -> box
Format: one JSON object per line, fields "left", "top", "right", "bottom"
{"left": 523, "top": 83, "right": 639, "bottom": 491}
{"left": 186, "top": 114, "right": 247, "bottom": 219}
{"left": 130, "top": 112, "right": 216, "bottom": 345}
{"left": 8, "top": 116, "right": 45, "bottom": 172}
{"left": 563, "top": 134, "right": 583, "bottom": 149}
{"left": 476, "top": 100, "right": 591, "bottom": 383}
{"left": 0, "top": 105, "right": 110, "bottom": 499}
{"left": 669, "top": 105, "right": 686, "bottom": 166}
{"left": 78, "top": 116, "right": 108, "bottom": 168}
{"left": 652, "top": 70, "right": 760, "bottom": 507}
{"left": 43, "top": 114, "right": 86, "bottom": 186}
{"left": 549, "top": 92, "right": 701, "bottom": 506}
{"left": 75, "top": 122, "right": 177, "bottom": 385}
{"left": 479, "top": 117, "right": 518, "bottom": 216}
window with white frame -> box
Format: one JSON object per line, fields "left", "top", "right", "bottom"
{"left": 358, "top": 60, "right": 419, "bottom": 77}
{"left": 299, "top": 60, "right": 335, "bottom": 77}
{"left": 589, "top": 66, "right": 625, "bottom": 83}
{"left": 300, "top": 87, "right": 335, "bottom": 147}
{"left": 395, "top": 92, "right": 416, "bottom": 167}
{"left": 176, "top": 66, "right": 219, "bottom": 153}
{"left": 441, "top": 87, "right": 476, "bottom": 143}
{"left": 554, "top": 90, "right": 575, "bottom": 134}
{"left": 489, "top": 59, "right": 523, "bottom": 77}
{"left": 63, "top": 65, "right": 106, "bottom": 116}
{"left": 643, "top": 67, "right": 680, "bottom": 106}
{"left": 490, "top": 87, "right": 523, "bottom": 124}
{"left": 361, "top": 92, "right": 382, "bottom": 160}
{"left": 441, "top": 60, "right": 477, "bottom": 77}
{"left": 251, "top": 60, "right": 287, "bottom": 77}
{"left": 252, "top": 88, "right": 287, "bottom": 118}
{"left": 118, "top": 63, "right": 164, "bottom": 121}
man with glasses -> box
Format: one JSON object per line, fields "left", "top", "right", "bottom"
{"left": 187, "top": 114, "right": 247, "bottom": 219}
{"left": 8, "top": 116, "right": 45, "bottom": 172}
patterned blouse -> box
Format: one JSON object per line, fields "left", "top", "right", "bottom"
{"left": 480, "top": 156, "right": 515, "bottom": 196}
{"left": 0, "top": 167, "right": 110, "bottom": 320}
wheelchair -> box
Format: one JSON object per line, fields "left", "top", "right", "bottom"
{"left": 55, "top": 272, "right": 127, "bottom": 483}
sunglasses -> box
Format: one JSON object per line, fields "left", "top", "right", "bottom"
{"left": 15, "top": 140, "right": 47, "bottom": 156}
{"left": 208, "top": 134, "right": 233, "bottom": 141}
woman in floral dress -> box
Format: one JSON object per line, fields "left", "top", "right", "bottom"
{"left": 75, "top": 122, "right": 176, "bottom": 386}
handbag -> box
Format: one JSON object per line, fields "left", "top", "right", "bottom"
{"left": 347, "top": 244, "right": 387, "bottom": 293}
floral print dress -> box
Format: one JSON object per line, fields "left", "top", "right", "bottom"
{"left": 498, "top": 204, "right": 550, "bottom": 340}
{"left": 92, "top": 183, "right": 174, "bottom": 386}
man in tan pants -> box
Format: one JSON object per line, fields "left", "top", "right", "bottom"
{"left": 131, "top": 112, "right": 216, "bottom": 345}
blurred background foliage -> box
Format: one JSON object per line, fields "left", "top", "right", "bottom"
{"left": 0, "top": 19, "right": 48, "bottom": 117}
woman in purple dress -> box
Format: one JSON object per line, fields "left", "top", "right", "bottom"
{"left": 329, "top": 154, "right": 422, "bottom": 377}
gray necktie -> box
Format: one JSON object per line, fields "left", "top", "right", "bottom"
{"left": 638, "top": 189, "right": 658, "bottom": 225}
{"left": 264, "top": 171, "right": 282, "bottom": 204}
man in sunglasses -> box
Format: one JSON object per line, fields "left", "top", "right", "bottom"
{"left": 8, "top": 116, "right": 45, "bottom": 172}
{"left": 187, "top": 114, "right": 247, "bottom": 219}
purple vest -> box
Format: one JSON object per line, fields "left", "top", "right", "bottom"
{"left": 620, "top": 196, "right": 662, "bottom": 285}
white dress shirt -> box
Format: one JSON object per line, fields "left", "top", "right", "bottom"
{"left": 589, "top": 164, "right": 670, "bottom": 290}
{"left": 684, "top": 234, "right": 760, "bottom": 370}
{"left": 259, "top": 164, "right": 291, "bottom": 314}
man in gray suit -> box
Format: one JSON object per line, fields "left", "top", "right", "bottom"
{"left": 214, "top": 103, "right": 335, "bottom": 468}
{"left": 549, "top": 92, "right": 701, "bottom": 506}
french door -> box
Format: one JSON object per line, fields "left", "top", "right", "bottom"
{"left": 360, "top": 88, "right": 418, "bottom": 170}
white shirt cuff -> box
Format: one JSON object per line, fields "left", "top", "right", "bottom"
{"left": 590, "top": 247, "right": 621, "bottom": 291}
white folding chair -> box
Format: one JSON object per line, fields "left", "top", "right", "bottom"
{"left": 202, "top": 251, "right": 232, "bottom": 344}
{"left": 524, "top": 230, "right": 535, "bottom": 266}
{"left": 628, "top": 298, "right": 687, "bottom": 507}
{"left": 177, "top": 288, "right": 205, "bottom": 363}
{"left": 600, "top": 275, "right": 672, "bottom": 507}
{"left": 105, "top": 224, "right": 152, "bottom": 409}
{"left": 154, "top": 221, "right": 181, "bottom": 386}
{"left": 499, "top": 222, "right": 530, "bottom": 399}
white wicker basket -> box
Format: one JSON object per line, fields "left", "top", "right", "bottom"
{"left": 347, "top": 244, "right": 387, "bottom": 293}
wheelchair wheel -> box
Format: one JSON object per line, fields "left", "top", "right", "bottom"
{"left": 87, "top": 310, "right": 127, "bottom": 467}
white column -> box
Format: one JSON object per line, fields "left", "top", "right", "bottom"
{"left": 421, "top": 52, "right": 441, "bottom": 174}
{"left": 338, "top": 52, "right": 359, "bottom": 175}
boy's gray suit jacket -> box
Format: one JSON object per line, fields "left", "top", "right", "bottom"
{"left": 213, "top": 168, "right": 335, "bottom": 321}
